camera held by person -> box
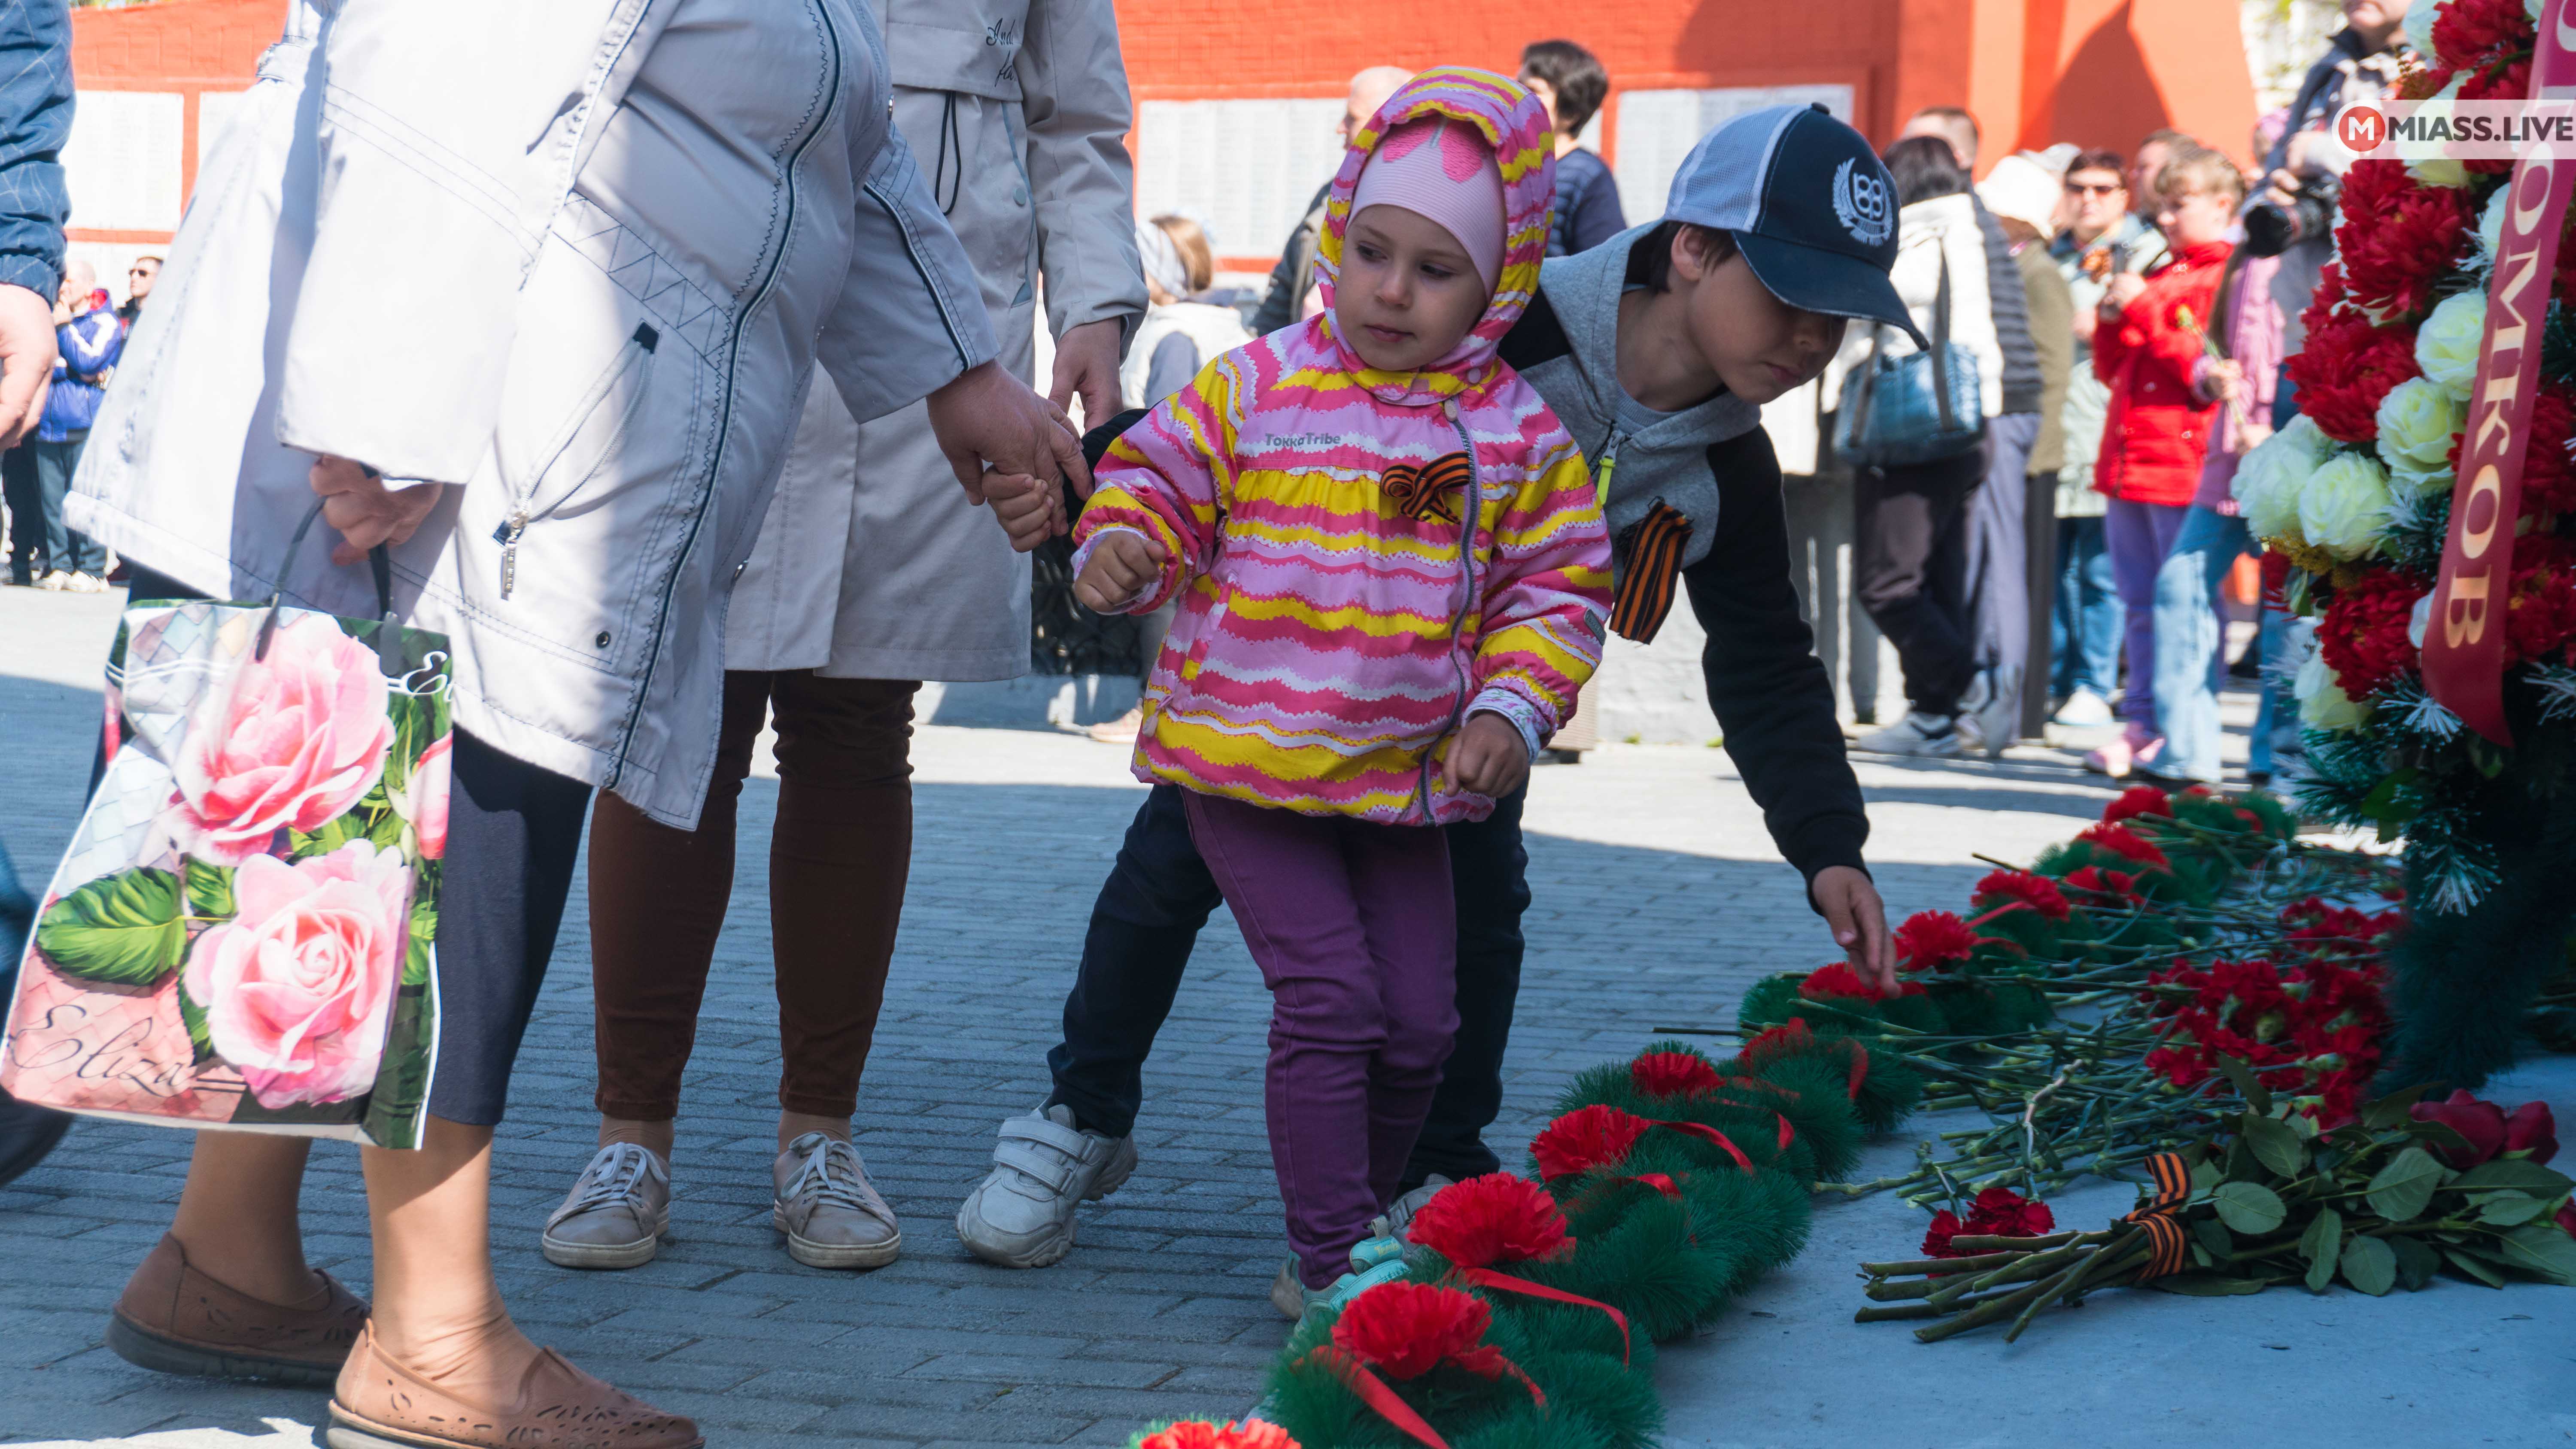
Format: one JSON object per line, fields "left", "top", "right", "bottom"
{"left": 2242, "top": 168, "right": 2339, "bottom": 258}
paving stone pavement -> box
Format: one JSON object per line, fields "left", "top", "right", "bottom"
{"left": 1, "top": 584, "right": 2143, "bottom": 1446}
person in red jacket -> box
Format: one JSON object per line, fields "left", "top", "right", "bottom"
{"left": 2085, "top": 142, "right": 2240, "bottom": 779}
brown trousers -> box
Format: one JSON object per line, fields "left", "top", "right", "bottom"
{"left": 589, "top": 670, "right": 919, "bottom": 1121}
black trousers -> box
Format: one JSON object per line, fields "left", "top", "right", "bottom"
{"left": 1853, "top": 446, "right": 1986, "bottom": 718}
{"left": 107, "top": 566, "right": 592, "bottom": 1126}
{"left": 3, "top": 442, "right": 40, "bottom": 581}
{"left": 1046, "top": 782, "right": 1531, "bottom": 1190}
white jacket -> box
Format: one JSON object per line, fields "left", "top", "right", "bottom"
{"left": 69, "top": 0, "right": 996, "bottom": 828}
{"left": 727, "top": 0, "right": 1147, "bottom": 683}
{"left": 1826, "top": 192, "right": 2004, "bottom": 422}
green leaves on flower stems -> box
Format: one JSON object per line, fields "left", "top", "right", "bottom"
{"left": 2361, "top": 1082, "right": 2436, "bottom": 1130}
{"left": 2150, "top": 1273, "right": 2269, "bottom": 1297}
{"left": 2338, "top": 1236, "right": 2397, "bottom": 1296}
{"left": 2211, "top": 1181, "right": 2287, "bottom": 1236}
{"left": 2299, "top": 1207, "right": 2343, "bottom": 1293}
{"left": 34, "top": 867, "right": 186, "bottom": 985}
{"left": 2386, "top": 1235, "right": 2440, "bottom": 1292}
{"left": 2364, "top": 1146, "right": 2450, "bottom": 1223}
{"left": 2476, "top": 1193, "right": 2555, "bottom": 1227}
{"left": 2239, "top": 1113, "right": 2307, "bottom": 1178}
{"left": 2450, "top": 1158, "right": 2576, "bottom": 1197}
{"left": 2444, "top": 1247, "right": 2507, "bottom": 1288}
{"left": 2213, "top": 1054, "right": 2271, "bottom": 1115}
{"left": 182, "top": 858, "right": 234, "bottom": 921}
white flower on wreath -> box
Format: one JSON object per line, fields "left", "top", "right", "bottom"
{"left": 2296, "top": 639, "right": 2371, "bottom": 732}
{"left": 2235, "top": 413, "right": 2332, "bottom": 546}
{"left": 2409, "top": 591, "right": 2435, "bottom": 650}
{"left": 2406, "top": 0, "right": 2445, "bottom": 65}
{"left": 2476, "top": 184, "right": 2509, "bottom": 268}
{"left": 2299, "top": 451, "right": 2397, "bottom": 561}
{"left": 2374, "top": 375, "right": 2465, "bottom": 495}
{"left": 2417, "top": 290, "right": 2487, "bottom": 402}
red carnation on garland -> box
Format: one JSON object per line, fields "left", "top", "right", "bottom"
{"left": 1922, "top": 1187, "right": 2058, "bottom": 1258}
{"left": 1331, "top": 1282, "right": 1502, "bottom": 1381}
{"left": 2101, "top": 786, "right": 2173, "bottom": 827}
{"left": 1136, "top": 1423, "right": 1298, "bottom": 1449}
{"left": 2076, "top": 822, "right": 2169, "bottom": 869}
{"left": 1740, "top": 1019, "right": 1819, "bottom": 1067}
{"left": 1530, "top": 1103, "right": 1652, "bottom": 1181}
{"left": 1972, "top": 869, "right": 2072, "bottom": 922}
{"left": 1895, "top": 909, "right": 1979, "bottom": 970}
{"left": 1631, "top": 1049, "right": 1723, "bottom": 1099}
{"left": 2333, "top": 161, "right": 2473, "bottom": 319}
{"left": 2515, "top": 388, "right": 2576, "bottom": 516}
{"left": 2317, "top": 567, "right": 2432, "bottom": 700}
{"left": 2287, "top": 315, "right": 2422, "bottom": 444}
{"left": 1798, "top": 961, "right": 1924, "bottom": 1001}
{"left": 1404, "top": 1173, "right": 1574, "bottom": 1268}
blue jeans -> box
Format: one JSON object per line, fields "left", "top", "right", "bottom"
{"left": 2051, "top": 515, "right": 2118, "bottom": 699}
{"left": 2152, "top": 506, "right": 2287, "bottom": 782}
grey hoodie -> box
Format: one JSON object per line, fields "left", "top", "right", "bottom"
{"left": 1511, "top": 223, "right": 1762, "bottom": 574}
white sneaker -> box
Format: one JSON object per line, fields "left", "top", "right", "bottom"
{"left": 541, "top": 1142, "right": 671, "bottom": 1270}
{"left": 1372, "top": 1174, "right": 1454, "bottom": 1242}
{"left": 955, "top": 1103, "right": 1137, "bottom": 1268}
{"left": 1957, "top": 666, "right": 2019, "bottom": 758}
{"left": 2051, "top": 688, "right": 2114, "bottom": 728}
{"left": 37, "top": 570, "right": 67, "bottom": 591}
{"left": 774, "top": 1132, "right": 902, "bottom": 1269}
{"left": 1854, "top": 712, "right": 1965, "bottom": 757}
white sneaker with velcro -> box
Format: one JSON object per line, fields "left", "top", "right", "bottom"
{"left": 954, "top": 1103, "right": 1137, "bottom": 1268}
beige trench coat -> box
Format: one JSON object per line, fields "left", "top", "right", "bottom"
{"left": 727, "top": 0, "right": 1146, "bottom": 682}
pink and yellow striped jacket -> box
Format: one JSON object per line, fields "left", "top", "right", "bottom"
{"left": 1070, "top": 68, "right": 1610, "bottom": 825}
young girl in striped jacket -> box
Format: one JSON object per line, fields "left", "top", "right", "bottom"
{"left": 1068, "top": 67, "right": 1610, "bottom": 1314}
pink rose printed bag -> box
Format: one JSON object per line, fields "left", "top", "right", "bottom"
{"left": 1, "top": 509, "right": 451, "bottom": 1147}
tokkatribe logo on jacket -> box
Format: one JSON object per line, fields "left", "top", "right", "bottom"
{"left": 1832, "top": 159, "right": 1892, "bottom": 246}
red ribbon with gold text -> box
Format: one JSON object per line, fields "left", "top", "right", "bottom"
{"left": 2421, "top": 0, "right": 2576, "bottom": 743}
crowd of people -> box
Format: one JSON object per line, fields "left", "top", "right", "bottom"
{"left": 1816, "top": 0, "right": 2405, "bottom": 790}
{"left": 0, "top": 2, "right": 2407, "bottom": 1447}
{"left": 0, "top": 253, "right": 152, "bottom": 592}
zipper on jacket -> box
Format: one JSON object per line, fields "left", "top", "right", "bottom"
{"left": 1416, "top": 398, "right": 1481, "bottom": 823}
{"left": 496, "top": 322, "right": 659, "bottom": 600}
{"left": 607, "top": 6, "right": 843, "bottom": 792}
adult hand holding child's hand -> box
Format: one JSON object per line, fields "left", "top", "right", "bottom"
{"left": 1073, "top": 530, "right": 1166, "bottom": 612}
{"left": 1445, "top": 713, "right": 1528, "bottom": 800}
{"left": 984, "top": 474, "right": 1065, "bottom": 552}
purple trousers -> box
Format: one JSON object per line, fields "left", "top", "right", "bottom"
{"left": 2103, "top": 497, "right": 2191, "bottom": 731}
{"left": 1182, "top": 791, "right": 1458, "bottom": 1289}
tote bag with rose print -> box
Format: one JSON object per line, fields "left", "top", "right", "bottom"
{"left": 0, "top": 512, "right": 451, "bottom": 1148}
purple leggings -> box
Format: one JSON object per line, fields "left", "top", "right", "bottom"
{"left": 1182, "top": 791, "right": 1458, "bottom": 1289}
{"left": 2103, "top": 497, "right": 2191, "bottom": 730}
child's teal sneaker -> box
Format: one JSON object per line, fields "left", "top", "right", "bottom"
{"left": 1275, "top": 1234, "right": 1410, "bottom": 1332}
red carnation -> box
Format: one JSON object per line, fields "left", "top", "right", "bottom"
{"left": 1922, "top": 1187, "right": 2057, "bottom": 1258}
{"left": 1973, "top": 869, "right": 2072, "bottom": 922}
{"left": 1331, "top": 1282, "right": 1494, "bottom": 1380}
{"left": 1405, "top": 1173, "right": 1573, "bottom": 1268}
{"left": 2077, "top": 822, "right": 2169, "bottom": 868}
{"left": 2260, "top": 549, "right": 2293, "bottom": 607}
{"left": 1531, "top": 1103, "right": 1652, "bottom": 1181}
{"left": 2317, "top": 567, "right": 2432, "bottom": 700}
{"left": 1137, "top": 1423, "right": 1297, "bottom": 1449}
{"left": 1895, "top": 909, "right": 1979, "bottom": 970}
{"left": 1798, "top": 961, "right": 1923, "bottom": 1001}
{"left": 2333, "top": 162, "right": 2473, "bottom": 320}
{"left": 1631, "top": 1049, "right": 1722, "bottom": 1099}
{"left": 2287, "top": 315, "right": 2422, "bottom": 444}
{"left": 1740, "top": 1019, "right": 1818, "bottom": 1067}
{"left": 2102, "top": 785, "right": 2173, "bottom": 827}
{"left": 2504, "top": 534, "right": 2576, "bottom": 666}
{"left": 2433, "top": 0, "right": 2536, "bottom": 72}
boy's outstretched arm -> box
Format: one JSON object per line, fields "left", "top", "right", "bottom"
{"left": 1683, "top": 430, "right": 1894, "bottom": 990}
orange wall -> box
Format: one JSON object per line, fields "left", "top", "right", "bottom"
{"left": 67, "top": 0, "right": 279, "bottom": 244}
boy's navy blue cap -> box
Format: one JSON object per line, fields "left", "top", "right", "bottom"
{"left": 1666, "top": 103, "right": 1929, "bottom": 349}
